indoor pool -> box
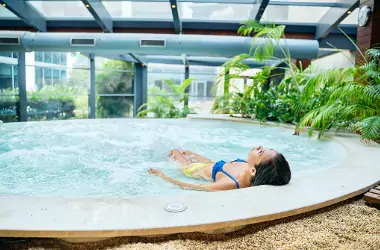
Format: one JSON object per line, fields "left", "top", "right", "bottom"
{"left": 0, "top": 119, "right": 346, "bottom": 198}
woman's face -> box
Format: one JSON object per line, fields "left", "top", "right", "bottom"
{"left": 247, "top": 146, "right": 277, "bottom": 167}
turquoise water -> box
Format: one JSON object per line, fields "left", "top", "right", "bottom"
{"left": 0, "top": 119, "right": 346, "bottom": 198}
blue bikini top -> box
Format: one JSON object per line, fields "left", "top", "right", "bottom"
{"left": 212, "top": 158, "right": 247, "bottom": 189}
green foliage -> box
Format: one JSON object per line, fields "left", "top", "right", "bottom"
{"left": 212, "top": 20, "right": 293, "bottom": 114}
{"left": 230, "top": 69, "right": 298, "bottom": 123}
{"left": 0, "top": 86, "right": 82, "bottom": 122}
{"left": 137, "top": 79, "right": 195, "bottom": 118}
{"left": 95, "top": 60, "right": 134, "bottom": 118}
{"left": 295, "top": 48, "right": 380, "bottom": 142}
{"left": 219, "top": 18, "right": 379, "bottom": 143}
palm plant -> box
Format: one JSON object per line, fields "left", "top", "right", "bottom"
{"left": 296, "top": 48, "right": 380, "bottom": 142}
{"left": 212, "top": 20, "right": 299, "bottom": 114}
{"left": 137, "top": 78, "right": 195, "bottom": 118}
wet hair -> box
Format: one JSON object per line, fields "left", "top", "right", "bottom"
{"left": 251, "top": 153, "right": 291, "bottom": 186}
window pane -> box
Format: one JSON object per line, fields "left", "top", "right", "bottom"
{"left": 0, "top": 52, "right": 13, "bottom": 58}
{"left": 35, "top": 52, "right": 44, "bottom": 62}
{"left": 96, "top": 70, "right": 134, "bottom": 95}
{"left": 95, "top": 58, "right": 134, "bottom": 95}
{"left": 30, "top": 1, "right": 94, "bottom": 19}
{"left": 0, "top": 5, "right": 19, "bottom": 19}
{"left": 262, "top": 5, "right": 330, "bottom": 23}
{"left": 189, "top": 66, "right": 218, "bottom": 114}
{"left": 179, "top": 3, "right": 256, "bottom": 21}
{"left": 53, "top": 53, "right": 61, "bottom": 65}
{"left": 27, "top": 66, "right": 89, "bottom": 121}
{"left": 103, "top": 1, "right": 172, "bottom": 19}
{"left": 44, "top": 52, "right": 52, "bottom": 63}
{"left": 96, "top": 96, "right": 134, "bottom": 118}
{"left": 341, "top": 7, "right": 359, "bottom": 24}
{"left": 0, "top": 63, "right": 18, "bottom": 122}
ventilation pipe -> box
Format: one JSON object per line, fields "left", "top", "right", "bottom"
{"left": 0, "top": 31, "right": 319, "bottom": 59}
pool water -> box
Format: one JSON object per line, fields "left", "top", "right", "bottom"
{"left": 0, "top": 119, "right": 346, "bottom": 198}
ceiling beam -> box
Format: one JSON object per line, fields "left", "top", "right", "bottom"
{"left": 26, "top": 0, "right": 340, "bottom": 6}
{"left": 169, "top": 0, "right": 182, "bottom": 34}
{"left": 128, "top": 53, "right": 144, "bottom": 65}
{"left": 255, "top": 0, "right": 270, "bottom": 21}
{"left": 315, "top": 0, "right": 359, "bottom": 40}
{"left": 1, "top": 0, "right": 47, "bottom": 31}
{"left": 81, "top": 0, "right": 113, "bottom": 32}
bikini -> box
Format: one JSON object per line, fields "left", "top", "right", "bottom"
{"left": 211, "top": 159, "right": 247, "bottom": 189}
{"left": 183, "top": 158, "right": 247, "bottom": 189}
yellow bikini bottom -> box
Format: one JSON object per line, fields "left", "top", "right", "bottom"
{"left": 183, "top": 162, "right": 210, "bottom": 177}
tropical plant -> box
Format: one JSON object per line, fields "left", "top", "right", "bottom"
{"left": 296, "top": 48, "right": 380, "bottom": 142}
{"left": 217, "top": 19, "right": 379, "bottom": 143}
{"left": 137, "top": 78, "right": 195, "bottom": 118}
{"left": 212, "top": 20, "right": 299, "bottom": 114}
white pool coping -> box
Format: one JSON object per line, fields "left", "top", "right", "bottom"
{"left": 0, "top": 115, "right": 379, "bottom": 241}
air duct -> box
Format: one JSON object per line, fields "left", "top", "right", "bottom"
{"left": 0, "top": 31, "right": 319, "bottom": 59}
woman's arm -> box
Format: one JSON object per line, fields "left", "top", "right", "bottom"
{"left": 182, "top": 150, "right": 213, "bottom": 164}
{"left": 148, "top": 168, "right": 236, "bottom": 191}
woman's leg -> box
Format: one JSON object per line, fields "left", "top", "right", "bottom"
{"left": 168, "top": 149, "right": 190, "bottom": 166}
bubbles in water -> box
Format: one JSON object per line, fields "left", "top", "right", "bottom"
{"left": 0, "top": 119, "right": 346, "bottom": 198}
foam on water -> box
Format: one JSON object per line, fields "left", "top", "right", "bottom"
{"left": 0, "top": 119, "right": 346, "bottom": 198}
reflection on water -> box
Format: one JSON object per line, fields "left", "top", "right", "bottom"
{"left": 0, "top": 119, "right": 346, "bottom": 198}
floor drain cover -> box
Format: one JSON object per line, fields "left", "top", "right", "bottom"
{"left": 164, "top": 203, "right": 187, "bottom": 213}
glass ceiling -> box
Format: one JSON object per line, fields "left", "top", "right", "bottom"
{"left": 0, "top": 0, "right": 358, "bottom": 25}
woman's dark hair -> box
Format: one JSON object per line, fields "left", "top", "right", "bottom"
{"left": 251, "top": 153, "right": 291, "bottom": 186}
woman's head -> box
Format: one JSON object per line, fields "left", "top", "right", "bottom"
{"left": 247, "top": 146, "right": 291, "bottom": 186}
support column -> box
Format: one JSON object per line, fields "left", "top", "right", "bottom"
{"left": 356, "top": 0, "right": 380, "bottom": 65}
{"left": 134, "top": 63, "right": 147, "bottom": 117}
{"left": 184, "top": 65, "right": 190, "bottom": 108}
{"left": 89, "top": 54, "right": 96, "bottom": 119}
{"left": 18, "top": 52, "right": 27, "bottom": 122}
{"left": 223, "top": 68, "right": 230, "bottom": 108}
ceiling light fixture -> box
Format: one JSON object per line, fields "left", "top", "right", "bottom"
{"left": 172, "top": 5, "right": 176, "bottom": 9}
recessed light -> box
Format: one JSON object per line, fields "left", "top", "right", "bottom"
{"left": 171, "top": 5, "right": 176, "bottom": 9}
{"left": 164, "top": 203, "right": 187, "bottom": 213}
{"left": 2, "top": 3, "right": 6, "bottom": 7}
{"left": 85, "top": 4, "right": 90, "bottom": 8}
{"left": 347, "top": 11, "right": 352, "bottom": 14}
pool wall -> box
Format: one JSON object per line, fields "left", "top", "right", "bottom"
{"left": 0, "top": 115, "right": 379, "bottom": 243}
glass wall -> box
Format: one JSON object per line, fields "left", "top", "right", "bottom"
{"left": 147, "top": 64, "right": 219, "bottom": 115}
{"left": 26, "top": 52, "right": 89, "bottom": 121}
{"left": 148, "top": 64, "right": 185, "bottom": 103}
{"left": 0, "top": 53, "right": 18, "bottom": 122}
{"left": 189, "top": 66, "right": 218, "bottom": 114}
{"left": 95, "top": 57, "right": 134, "bottom": 118}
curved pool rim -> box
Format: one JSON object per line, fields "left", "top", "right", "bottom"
{"left": 0, "top": 115, "right": 379, "bottom": 242}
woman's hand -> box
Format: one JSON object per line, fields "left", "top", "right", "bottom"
{"left": 148, "top": 168, "right": 164, "bottom": 177}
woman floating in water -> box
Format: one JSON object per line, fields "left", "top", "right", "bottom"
{"left": 148, "top": 146, "right": 291, "bottom": 191}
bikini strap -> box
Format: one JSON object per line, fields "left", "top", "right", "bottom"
{"left": 231, "top": 158, "right": 247, "bottom": 163}
{"left": 221, "top": 169, "right": 240, "bottom": 189}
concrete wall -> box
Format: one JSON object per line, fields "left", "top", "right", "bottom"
{"left": 311, "top": 50, "right": 356, "bottom": 69}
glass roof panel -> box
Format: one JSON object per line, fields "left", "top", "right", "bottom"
{"left": 29, "top": 1, "right": 94, "bottom": 19}
{"left": 262, "top": 5, "right": 330, "bottom": 23}
{"left": 179, "top": 3, "right": 257, "bottom": 21}
{"left": 269, "top": 0, "right": 339, "bottom": 3}
{"left": 103, "top": 1, "right": 172, "bottom": 19}
{"left": 341, "top": 7, "right": 358, "bottom": 25}
{"left": 0, "top": 5, "right": 19, "bottom": 19}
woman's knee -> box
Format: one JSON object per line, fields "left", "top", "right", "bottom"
{"left": 168, "top": 148, "right": 181, "bottom": 157}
